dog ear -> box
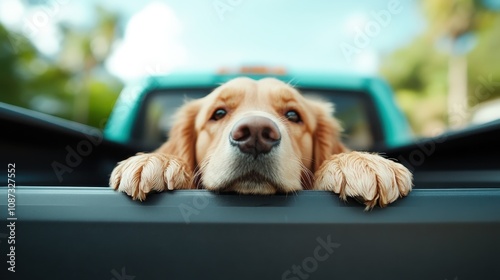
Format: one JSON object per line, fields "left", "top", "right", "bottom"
{"left": 310, "top": 100, "right": 348, "bottom": 172}
{"left": 155, "top": 99, "right": 201, "bottom": 173}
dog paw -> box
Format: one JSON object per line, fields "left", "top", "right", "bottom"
{"left": 313, "top": 152, "right": 412, "bottom": 210}
{"left": 109, "top": 153, "right": 192, "bottom": 201}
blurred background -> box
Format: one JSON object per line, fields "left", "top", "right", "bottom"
{"left": 0, "top": 0, "right": 499, "bottom": 137}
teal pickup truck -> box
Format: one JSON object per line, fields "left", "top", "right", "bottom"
{"left": 104, "top": 70, "right": 413, "bottom": 152}
{"left": 1, "top": 69, "right": 500, "bottom": 280}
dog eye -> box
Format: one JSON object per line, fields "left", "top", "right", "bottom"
{"left": 211, "top": 109, "right": 227, "bottom": 121}
{"left": 285, "top": 110, "right": 301, "bottom": 123}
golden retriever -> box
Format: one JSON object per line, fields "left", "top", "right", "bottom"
{"left": 110, "top": 77, "right": 412, "bottom": 209}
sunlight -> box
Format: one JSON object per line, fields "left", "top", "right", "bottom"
{"left": 105, "top": 1, "right": 187, "bottom": 80}
{"left": 0, "top": 0, "right": 25, "bottom": 29}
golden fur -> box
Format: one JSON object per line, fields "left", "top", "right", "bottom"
{"left": 110, "top": 77, "right": 412, "bottom": 209}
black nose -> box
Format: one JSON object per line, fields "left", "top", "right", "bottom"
{"left": 229, "top": 116, "right": 281, "bottom": 157}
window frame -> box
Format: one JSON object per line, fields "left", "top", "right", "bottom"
{"left": 131, "top": 87, "right": 385, "bottom": 151}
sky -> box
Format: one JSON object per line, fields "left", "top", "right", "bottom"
{"left": 0, "top": 0, "right": 426, "bottom": 81}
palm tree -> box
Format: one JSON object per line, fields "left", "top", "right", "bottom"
{"left": 58, "top": 5, "right": 120, "bottom": 124}
{"left": 422, "top": 0, "right": 494, "bottom": 128}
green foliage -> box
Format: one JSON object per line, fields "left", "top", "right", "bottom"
{"left": 380, "top": 2, "right": 500, "bottom": 136}
{"left": 0, "top": 26, "right": 30, "bottom": 107}
{"left": 467, "top": 16, "right": 500, "bottom": 105}
{"left": 0, "top": 5, "right": 123, "bottom": 129}
{"left": 88, "top": 77, "right": 122, "bottom": 129}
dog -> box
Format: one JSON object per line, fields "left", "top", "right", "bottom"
{"left": 109, "top": 77, "right": 412, "bottom": 209}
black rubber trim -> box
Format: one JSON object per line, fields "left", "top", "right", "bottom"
{"left": 380, "top": 119, "right": 500, "bottom": 188}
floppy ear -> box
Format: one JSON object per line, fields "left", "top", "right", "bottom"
{"left": 155, "top": 99, "right": 201, "bottom": 173}
{"left": 310, "top": 100, "right": 348, "bottom": 172}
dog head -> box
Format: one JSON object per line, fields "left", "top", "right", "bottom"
{"left": 159, "top": 77, "right": 346, "bottom": 194}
